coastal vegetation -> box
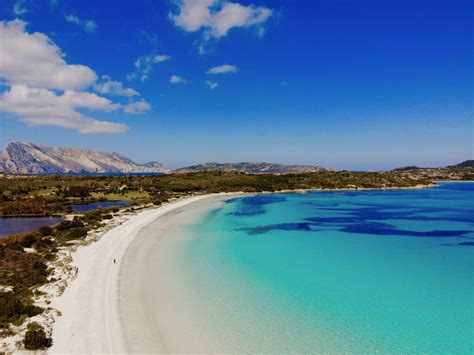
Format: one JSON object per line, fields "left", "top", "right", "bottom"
{"left": 0, "top": 170, "right": 440, "bottom": 218}
{"left": 0, "top": 168, "right": 471, "bottom": 349}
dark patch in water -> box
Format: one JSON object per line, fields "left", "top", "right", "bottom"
{"left": 233, "top": 187, "right": 474, "bottom": 240}
{"left": 229, "top": 206, "right": 266, "bottom": 216}
{"left": 227, "top": 195, "right": 287, "bottom": 217}
{"left": 237, "top": 219, "right": 471, "bottom": 238}
{"left": 341, "top": 222, "right": 470, "bottom": 238}
{"left": 307, "top": 206, "right": 474, "bottom": 225}
{"left": 440, "top": 241, "right": 474, "bottom": 247}
{"left": 241, "top": 195, "right": 287, "bottom": 205}
{"left": 237, "top": 223, "right": 314, "bottom": 235}
{"left": 457, "top": 241, "right": 474, "bottom": 246}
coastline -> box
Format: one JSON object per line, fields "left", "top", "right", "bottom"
{"left": 0, "top": 183, "right": 439, "bottom": 352}
{"left": 48, "top": 193, "right": 238, "bottom": 353}
{"left": 259, "top": 182, "right": 438, "bottom": 195}
{"left": 48, "top": 184, "right": 438, "bottom": 353}
{"left": 118, "top": 194, "right": 234, "bottom": 352}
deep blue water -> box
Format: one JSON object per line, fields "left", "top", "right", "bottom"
{"left": 71, "top": 201, "right": 131, "bottom": 212}
{"left": 0, "top": 217, "right": 63, "bottom": 238}
{"left": 173, "top": 182, "right": 474, "bottom": 352}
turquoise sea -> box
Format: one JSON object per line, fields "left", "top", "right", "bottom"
{"left": 171, "top": 183, "right": 474, "bottom": 353}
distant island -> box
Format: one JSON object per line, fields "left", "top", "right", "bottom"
{"left": 173, "top": 162, "right": 330, "bottom": 174}
{"left": 392, "top": 160, "right": 474, "bottom": 171}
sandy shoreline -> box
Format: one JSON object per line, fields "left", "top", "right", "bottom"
{"left": 0, "top": 183, "right": 439, "bottom": 352}
{"left": 48, "top": 193, "right": 234, "bottom": 353}
{"left": 119, "top": 194, "right": 232, "bottom": 353}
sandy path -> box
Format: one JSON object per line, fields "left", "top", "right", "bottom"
{"left": 49, "top": 195, "right": 215, "bottom": 353}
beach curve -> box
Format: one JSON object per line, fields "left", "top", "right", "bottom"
{"left": 49, "top": 194, "right": 221, "bottom": 353}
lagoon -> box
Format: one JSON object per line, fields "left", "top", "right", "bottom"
{"left": 71, "top": 201, "right": 131, "bottom": 213}
{"left": 0, "top": 216, "right": 63, "bottom": 238}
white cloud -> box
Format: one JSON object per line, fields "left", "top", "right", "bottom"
{"left": 13, "top": 1, "right": 27, "bottom": 15}
{"left": 0, "top": 20, "right": 147, "bottom": 134}
{"left": 65, "top": 14, "right": 97, "bottom": 33}
{"left": 0, "top": 85, "right": 127, "bottom": 133}
{"left": 127, "top": 54, "right": 170, "bottom": 82}
{"left": 123, "top": 100, "right": 151, "bottom": 114}
{"left": 171, "top": 0, "right": 214, "bottom": 32}
{"left": 205, "top": 80, "right": 218, "bottom": 89}
{"left": 83, "top": 20, "right": 97, "bottom": 33}
{"left": 96, "top": 75, "right": 139, "bottom": 97}
{"left": 0, "top": 20, "right": 96, "bottom": 90}
{"left": 169, "top": 75, "right": 187, "bottom": 84}
{"left": 206, "top": 64, "right": 237, "bottom": 74}
{"left": 170, "top": 0, "right": 273, "bottom": 38}
{"left": 198, "top": 44, "right": 207, "bottom": 55}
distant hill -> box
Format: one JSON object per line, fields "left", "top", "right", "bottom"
{"left": 448, "top": 160, "right": 474, "bottom": 168}
{"left": 391, "top": 166, "right": 423, "bottom": 172}
{"left": 0, "top": 142, "right": 168, "bottom": 174}
{"left": 172, "top": 162, "right": 330, "bottom": 174}
{"left": 392, "top": 160, "right": 474, "bottom": 172}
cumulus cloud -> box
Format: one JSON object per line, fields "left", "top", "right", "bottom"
{"left": 205, "top": 80, "right": 218, "bottom": 89}
{"left": 170, "top": 0, "right": 273, "bottom": 39}
{"left": 123, "top": 100, "right": 151, "bottom": 114}
{"left": 0, "top": 20, "right": 146, "bottom": 134}
{"left": 96, "top": 75, "right": 139, "bottom": 97}
{"left": 127, "top": 54, "right": 170, "bottom": 82}
{"left": 65, "top": 14, "right": 97, "bottom": 33}
{"left": 206, "top": 64, "right": 237, "bottom": 74}
{"left": 169, "top": 75, "right": 187, "bottom": 84}
{"left": 0, "top": 85, "right": 127, "bottom": 133}
{"left": 0, "top": 20, "right": 96, "bottom": 90}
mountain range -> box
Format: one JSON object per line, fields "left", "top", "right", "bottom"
{"left": 0, "top": 142, "right": 168, "bottom": 174}
{"left": 0, "top": 142, "right": 331, "bottom": 175}
{"left": 1, "top": 142, "right": 470, "bottom": 175}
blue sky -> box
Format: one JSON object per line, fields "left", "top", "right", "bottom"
{"left": 0, "top": 0, "right": 472, "bottom": 170}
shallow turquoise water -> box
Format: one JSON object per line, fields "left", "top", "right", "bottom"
{"left": 174, "top": 183, "right": 474, "bottom": 352}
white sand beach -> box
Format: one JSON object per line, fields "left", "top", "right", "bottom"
{"left": 49, "top": 194, "right": 232, "bottom": 353}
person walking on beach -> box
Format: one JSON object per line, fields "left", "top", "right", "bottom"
{"left": 113, "top": 258, "right": 116, "bottom": 264}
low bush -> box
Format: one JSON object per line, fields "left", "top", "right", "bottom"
{"left": 23, "top": 322, "right": 52, "bottom": 350}
{"left": 56, "top": 219, "right": 84, "bottom": 231}
{"left": 0, "top": 292, "right": 43, "bottom": 328}
{"left": 20, "top": 234, "right": 37, "bottom": 248}
{"left": 0, "top": 247, "right": 49, "bottom": 288}
{"left": 67, "top": 227, "right": 88, "bottom": 239}
{"left": 39, "top": 226, "right": 53, "bottom": 236}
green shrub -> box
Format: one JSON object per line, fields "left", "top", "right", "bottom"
{"left": 56, "top": 219, "right": 84, "bottom": 231}
{"left": 0, "top": 292, "right": 43, "bottom": 328}
{"left": 67, "top": 227, "right": 88, "bottom": 239}
{"left": 38, "top": 226, "right": 53, "bottom": 236}
{"left": 20, "top": 234, "right": 37, "bottom": 248}
{"left": 32, "top": 261, "right": 47, "bottom": 272}
{"left": 23, "top": 322, "right": 52, "bottom": 350}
